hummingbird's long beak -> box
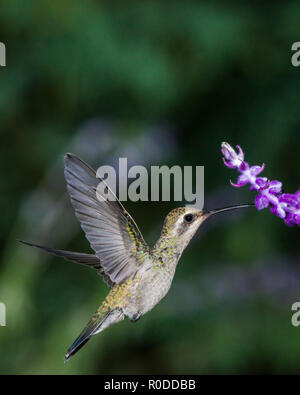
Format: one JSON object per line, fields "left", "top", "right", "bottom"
{"left": 204, "top": 203, "right": 255, "bottom": 217}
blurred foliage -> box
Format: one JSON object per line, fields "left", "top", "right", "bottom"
{"left": 0, "top": 0, "right": 299, "bottom": 374}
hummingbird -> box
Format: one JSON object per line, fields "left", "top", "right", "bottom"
{"left": 20, "top": 153, "right": 252, "bottom": 361}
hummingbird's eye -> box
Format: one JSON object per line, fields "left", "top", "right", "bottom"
{"left": 184, "top": 214, "right": 194, "bottom": 223}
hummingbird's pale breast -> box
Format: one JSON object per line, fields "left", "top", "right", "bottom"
{"left": 123, "top": 257, "right": 178, "bottom": 319}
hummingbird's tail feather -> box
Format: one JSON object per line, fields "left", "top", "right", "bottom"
{"left": 18, "top": 240, "right": 101, "bottom": 269}
{"left": 18, "top": 240, "right": 115, "bottom": 287}
{"left": 64, "top": 308, "right": 124, "bottom": 362}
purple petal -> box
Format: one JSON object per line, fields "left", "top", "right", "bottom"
{"left": 221, "top": 142, "right": 238, "bottom": 161}
{"left": 238, "top": 173, "right": 250, "bottom": 183}
{"left": 230, "top": 179, "right": 248, "bottom": 188}
{"left": 284, "top": 213, "right": 295, "bottom": 226}
{"left": 255, "top": 194, "right": 269, "bottom": 210}
{"left": 279, "top": 193, "right": 298, "bottom": 205}
{"left": 256, "top": 177, "right": 268, "bottom": 188}
{"left": 239, "top": 161, "right": 249, "bottom": 172}
{"left": 279, "top": 207, "right": 286, "bottom": 218}
{"left": 222, "top": 158, "right": 237, "bottom": 169}
{"left": 294, "top": 214, "right": 300, "bottom": 226}
{"left": 250, "top": 163, "right": 265, "bottom": 176}
{"left": 250, "top": 177, "right": 268, "bottom": 191}
{"left": 221, "top": 143, "right": 232, "bottom": 160}
{"left": 267, "top": 180, "right": 282, "bottom": 195}
{"left": 270, "top": 204, "right": 286, "bottom": 219}
{"left": 236, "top": 145, "right": 244, "bottom": 161}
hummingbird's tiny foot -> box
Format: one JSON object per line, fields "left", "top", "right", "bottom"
{"left": 130, "top": 313, "right": 142, "bottom": 323}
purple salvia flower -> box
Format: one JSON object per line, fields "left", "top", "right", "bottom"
{"left": 221, "top": 143, "right": 244, "bottom": 169}
{"left": 221, "top": 142, "right": 300, "bottom": 227}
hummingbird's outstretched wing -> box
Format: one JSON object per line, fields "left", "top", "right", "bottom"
{"left": 64, "top": 153, "right": 149, "bottom": 284}
{"left": 17, "top": 240, "right": 114, "bottom": 288}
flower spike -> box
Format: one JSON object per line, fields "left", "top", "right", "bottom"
{"left": 221, "top": 142, "right": 300, "bottom": 227}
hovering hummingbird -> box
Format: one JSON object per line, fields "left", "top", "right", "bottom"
{"left": 20, "top": 154, "right": 252, "bottom": 361}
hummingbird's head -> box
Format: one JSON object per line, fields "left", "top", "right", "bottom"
{"left": 162, "top": 207, "right": 209, "bottom": 247}
{"left": 162, "top": 204, "right": 253, "bottom": 250}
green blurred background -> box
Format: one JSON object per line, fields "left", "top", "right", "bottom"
{"left": 0, "top": 0, "right": 299, "bottom": 374}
